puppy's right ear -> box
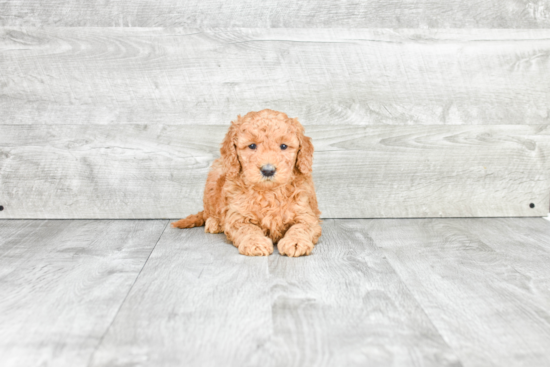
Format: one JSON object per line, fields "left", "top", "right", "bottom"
{"left": 220, "top": 119, "right": 241, "bottom": 178}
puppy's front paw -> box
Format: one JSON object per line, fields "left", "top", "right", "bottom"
{"left": 278, "top": 236, "right": 314, "bottom": 257}
{"left": 238, "top": 236, "right": 273, "bottom": 257}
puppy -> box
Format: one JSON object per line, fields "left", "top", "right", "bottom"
{"left": 172, "top": 109, "right": 322, "bottom": 257}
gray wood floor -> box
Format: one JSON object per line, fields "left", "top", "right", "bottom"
{"left": 1, "top": 218, "right": 550, "bottom": 367}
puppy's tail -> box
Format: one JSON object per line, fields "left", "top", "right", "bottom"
{"left": 171, "top": 211, "right": 206, "bottom": 229}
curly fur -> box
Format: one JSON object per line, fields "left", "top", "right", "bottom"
{"left": 172, "top": 109, "right": 322, "bottom": 257}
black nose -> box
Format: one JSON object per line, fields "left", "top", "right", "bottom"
{"left": 261, "top": 164, "right": 276, "bottom": 177}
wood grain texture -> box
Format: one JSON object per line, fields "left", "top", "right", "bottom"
{"left": 1, "top": 124, "right": 548, "bottom": 219}
{"left": 1, "top": 28, "right": 549, "bottom": 126}
{"left": 458, "top": 218, "right": 550, "bottom": 305}
{"left": 256, "top": 219, "right": 460, "bottom": 367}
{"left": 1, "top": 0, "right": 550, "bottom": 28}
{"left": 90, "top": 220, "right": 461, "bottom": 367}
{"left": 2, "top": 218, "right": 550, "bottom": 366}
{"left": 0, "top": 219, "right": 168, "bottom": 367}
{"left": 365, "top": 218, "right": 550, "bottom": 367}
{"left": 89, "top": 226, "right": 272, "bottom": 367}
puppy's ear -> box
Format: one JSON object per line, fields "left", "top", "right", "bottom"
{"left": 220, "top": 118, "right": 241, "bottom": 178}
{"left": 295, "top": 120, "right": 314, "bottom": 176}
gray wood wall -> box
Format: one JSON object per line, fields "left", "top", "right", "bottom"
{"left": 0, "top": 2, "right": 549, "bottom": 219}
{"left": 2, "top": 1, "right": 550, "bottom": 28}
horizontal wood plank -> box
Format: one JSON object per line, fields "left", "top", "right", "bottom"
{"left": 1, "top": 28, "right": 549, "bottom": 125}
{"left": 0, "top": 219, "right": 168, "bottom": 367}
{"left": 1, "top": 0, "right": 550, "bottom": 28}
{"left": 0, "top": 124, "right": 548, "bottom": 218}
{"left": 365, "top": 218, "right": 550, "bottom": 367}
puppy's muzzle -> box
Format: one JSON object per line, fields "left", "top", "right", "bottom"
{"left": 260, "top": 164, "right": 276, "bottom": 178}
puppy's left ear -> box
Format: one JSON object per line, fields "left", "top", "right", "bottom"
{"left": 220, "top": 119, "right": 241, "bottom": 178}
{"left": 295, "top": 122, "right": 314, "bottom": 176}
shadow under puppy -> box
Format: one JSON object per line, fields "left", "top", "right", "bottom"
{"left": 172, "top": 109, "right": 322, "bottom": 257}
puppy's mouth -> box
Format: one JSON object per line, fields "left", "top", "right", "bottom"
{"left": 260, "top": 173, "right": 276, "bottom": 182}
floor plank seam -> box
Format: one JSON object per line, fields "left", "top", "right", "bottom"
{"left": 85, "top": 219, "right": 170, "bottom": 367}
{"left": 366, "top": 226, "right": 462, "bottom": 364}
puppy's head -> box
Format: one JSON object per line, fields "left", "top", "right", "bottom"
{"left": 220, "top": 109, "right": 313, "bottom": 187}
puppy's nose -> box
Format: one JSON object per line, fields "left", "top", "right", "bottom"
{"left": 260, "top": 164, "right": 276, "bottom": 177}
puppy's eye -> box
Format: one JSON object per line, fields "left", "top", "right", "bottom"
{"left": 248, "top": 144, "right": 257, "bottom": 150}
{"left": 280, "top": 144, "right": 288, "bottom": 150}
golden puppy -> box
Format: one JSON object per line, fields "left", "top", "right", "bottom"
{"left": 172, "top": 109, "right": 321, "bottom": 257}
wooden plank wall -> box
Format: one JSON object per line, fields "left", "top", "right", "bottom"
{"left": 2, "top": 0, "right": 550, "bottom": 28}
{"left": 0, "top": 124, "right": 548, "bottom": 218}
{"left": 0, "top": 2, "right": 549, "bottom": 219}
{"left": 1, "top": 28, "right": 549, "bottom": 126}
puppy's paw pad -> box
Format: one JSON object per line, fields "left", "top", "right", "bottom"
{"left": 278, "top": 237, "right": 314, "bottom": 257}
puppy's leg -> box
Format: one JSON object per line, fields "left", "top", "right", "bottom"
{"left": 205, "top": 217, "right": 222, "bottom": 233}
{"left": 226, "top": 221, "right": 273, "bottom": 256}
{"left": 278, "top": 216, "right": 322, "bottom": 257}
